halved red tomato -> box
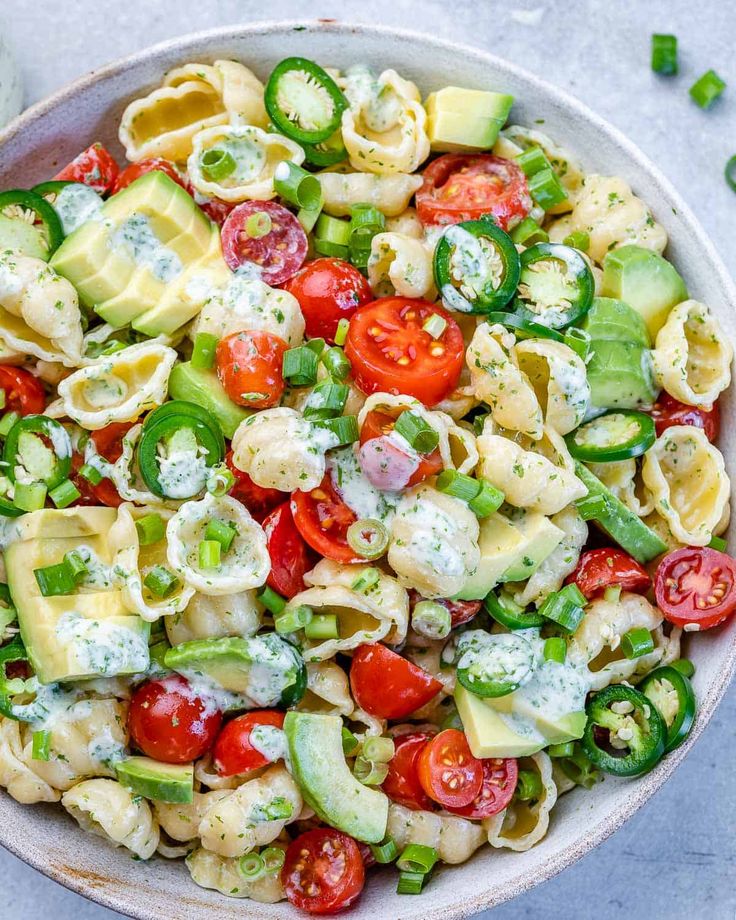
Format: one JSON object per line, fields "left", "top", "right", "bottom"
{"left": 350, "top": 643, "right": 442, "bottom": 720}
{"left": 446, "top": 757, "right": 518, "bottom": 818}
{"left": 359, "top": 410, "right": 442, "bottom": 487}
{"left": 54, "top": 143, "right": 119, "bottom": 194}
{"left": 291, "top": 474, "right": 359, "bottom": 564}
{"left": 654, "top": 546, "right": 736, "bottom": 630}
{"left": 408, "top": 590, "right": 482, "bottom": 628}
{"left": 417, "top": 729, "right": 483, "bottom": 809}
{"left": 416, "top": 154, "right": 531, "bottom": 229}
{"left": 72, "top": 421, "right": 133, "bottom": 507}
{"left": 263, "top": 502, "right": 315, "bottom": 598}
{"left": 282, "top": 828, "right": 365, "bottom": 915}
{"left": 215, "top": 330, "right": 288, "bottom": 409}
{"left": 212, "top": 710, "right": 285, "bottom": 776}
{"left": 111, "top": 157, "right": 185, "bottom": 194}
{"left": 345, "top": 297, "right": 464, "bottom": 406}
{"left": 567, "top": 548, "right": 651, "bottom": 599}
{"left": 226, "top": 450, "right": 286, "bottom": 520}
{"left": 382, "top": 731, "right": 435, "bottom": 811}
{"left": 0, "top": 366, "right": 45, "bottom": 415}
{"left": 651, "top": 392, "right": 721, "bottom": 442}
{"left": 283, "top": 257, "right": 373, "bottom": 342}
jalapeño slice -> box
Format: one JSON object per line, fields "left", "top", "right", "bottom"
{"left": 0, "top": 189, "right": 64, "bottom": 259}
{"left": 638, "top": 665, "right": 696, "bottom": 753}
{"left": 513, "top": 241, "right": 594, "bottom": 329}
{"left": 265, "top": 57, "right": 348, "bottom": 145}
{"left": 565, "top": 410, "right": 656, "bottom": 463}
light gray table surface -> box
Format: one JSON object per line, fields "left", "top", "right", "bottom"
{"left": 0, "top": 1, "right": 734, "bottom": 917}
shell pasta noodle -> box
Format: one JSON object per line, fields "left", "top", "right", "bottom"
{"left": 0, "top": 45, "right": 734, "bottom": 918}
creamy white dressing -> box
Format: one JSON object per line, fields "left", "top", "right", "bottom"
{"left": 53, "top": 184, "right": 104, "bottom": 234}
{"left": 343, "top": 65, "right": 403, "bottom": 133}
{"left": 54, "top": 612, "right": 149, "bottom": 676}
{"left": 250, "top": 724, "right": 288, "bottom": 764}
{"left": 110, "top": 212, "right": 183, "bottom": 282}
{"left": 87, "top": 724, "right": 127, "bottom": 768}
{"left": 75, "top": 544, "right": 114, "bottom": 590}
{"left": 328, "top": 446, "right": 399, "bottom": 523}
{"left": 211, "top": 131, "right": 266, "bottom": 185}
{"left": 399, "top": 496, "right": 467, "bottom": 577}
{"left": 442, "top": 225, "right": 502, "bottom": 313}
{"left": 157, "top": 446, "right": 209, "bottom": 500}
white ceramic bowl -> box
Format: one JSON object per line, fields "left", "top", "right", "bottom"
{"left": 0, "top": 20, "right": 734, "bottom": 920}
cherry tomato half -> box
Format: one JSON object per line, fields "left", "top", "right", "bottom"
{"left": 417, "top": 729, "right": 484, "bottom": 809}
{"left": 446, "top": 757, "right": 518, "bottom": 819}
{"left": 263, "top": 502, "right": 315, "bottom": 598}
{"left": 291, "top": 474, "right": 360, "bottom": 564}
{"left": 345, "top": 297, "right": 464, "bottom": 407}
{"left": 282, "top": 828, "right": 365, "bottom": 915}
{"left": 651, "top": 392, "right": 721, "bottom": 442}
{"left": 654, "top": 547, "right": 736, "bottom": 630}
{"left": 226, "top": 450, "right": 286, "bottom": 522}
{"left": 128, "top": 675, "right": 222, "bottom": 764}
{"left": 359, "top": 410, "right": 442, "bottom": 488}
{"left": 71, "top": 421, "right": 133, "bottom": 507}
{"left": 408, "top": 590, "right": 482, "bottom": 628}
{"left": 350, "top": 643, "right": 442, "bottom": 720}
{"left": 567, "top": 548, "right": 651, "bottom": 599}
{"left": 0, "top": 365, "right": 45, "bottom": 415}
{"left": 416, "top": 154, "right": 532, "bottom": 229}
{"left": 283, "top": 258, "right": 373, "bottom": 343}
{"left": 54, "top": 143, "right": 119, "bottom": 194}
{"left": 111, "top": 157, "right": 185, "bottom": 195}
{"left": 382, "top": 731, "right": 435, "bottom": 811}
{"left": 212, "top": 710, "right": 285, "bottom": 776}
{"left": 221, "top": 200, "right": 308, "bottom": 284}
{"left": 215, "top": 330, "right": 288, "bottom": 409}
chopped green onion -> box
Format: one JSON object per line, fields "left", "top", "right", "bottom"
{"left": 200, "top": 147, "right": 236, "bottom": 181}
{"left": 621, "top": 627, "right": 654, "bottom": 659}
{"left": 64, "top": 549, "right": 88, "bottom": 581}
{"left": 314, "top": 415, "right": 359, "bottom": 446}
{"left": 421, "top": 313, "right": 447, "bottom": 339}
{"left": 560, "top": 583, "right": 587, "bottom": 607}
{"left": 651, "top": 34, "right": 678, "bottom": 75}
{"left": 283, "top": 346, "right": 319, "bottom": 386}
{"left": 342, "top": 726, "right": 360, "bottom": 757}
{"left": 305, "top": 337, "right": 327, "bottom": 358}
{"left": 346, "top": 518, "right": 389, "bottom": 560}
{"left": 468, "top": 480, "right": 505, "bottom": 517}
{"left": 314, "top": 213, "right": 350, "bottom": 258}
{"left": 548, "top": 741, "right": 575, "bottom": 758}
{"left": 34, "top": 562, "right": 76, "bottom": 597}
{"left": 334, "top": 318, "right": 350, "bottom": 347}
{"left": 144, "top": 565, "right": 180, "bottom": 598}
{"left": 397, "top": 844, "right": 438, "bottom": 875}
{"left": 528, "top": 167, "right": 568, "bottom": 210}
{"left": 31, "top": 730, "right": 51, "bottom": 762}
{"left": 670, "top": 658, "right": 696, "bottom": 678}
{"left": 559, "top": 745, "right": 599, "bottom": 789}
{"left": 245, "top": 211, "right": 273, "bottom": 239}
{"left": 362, "top": 736, "right": 395, "bottom": 763}
{"left": 351, "top": 567, "right": 380, "bottom": 593}
{"left": 198, "top": 539, "right": 221, "bottom": 570}
{"left": 257, "top": 584, "right": 287, "bottom": 616}
{"left": 274, "top": 604, "right": 313, "bottom": 634}
{"left": 78, "top": 463, "right": 103, "bottom": 485}
{"left": 353, "top": 755, "right": 389, "bottom": 785}
{"left": 543, "top": 636, "right": 567, "bottom": 663}
{"left": 604, "top": 584, "right": 622, "bottom": 604}
{"left": 191, "top": 332, "right": 219, "bottom": 370}
{"left": 136, "top": 513, "right": 165, "bottom": 546}
{"left": 708, "top": 534, "right": 727, "bottom": 552}
{"left": 436, "top": 469, "right": 481, "bottom": 503}
{"left": 515, "top": 146, "right": 549, "bottom": 177}
{"left": 397, "top": 870, "right": 428, "bottom": 895}
{"left": 411, "top": 600, "right": 452, "bottom": 640}
{"left": 0, "top": 412, "right": 19, "bottom": 438}
{"left": 348, "top": 203, "right": 385, "bottom": 268}
{"left": 511, "top": 216, "right": 549, "bottom": 246}
{"left": 562, "top": 230, "right": 590, "bottom": 252}
{"left": 206, "top": 463, "right": 236, "bottom": 497}
{"left": 539, "top": 584, "right": 586, "bottom": 632}
{"left": 49, "top": 478, "right": 80, "bottom": 509}
{"left": 726, "top": 156, "right": 736, "bottom": 193}
{"left": 564, "top": 326, "right": 592, "bottom": 361}
{"left": 575, "top": 492, "right": 608, "bottom": 520}
{"left": 261, "top": 847, "right": 286, "bottom": 874}
{"left": 322, "top": 346, "right": 351, "bottom": 381}
{"left": 689, "top": 69, "right": 726, "bottom": 109}
{"left": 515, "top": 769, "right": 543, "bottom": 801}
{"left": 304, "top": 613, "right": 338, "bottom": 640}
{"left": 303, "top": 382, "right": 349, "bottom": 420}
{"left": 238, "top": 852, "right": 266, "bottom": 881}
{"left": 205, "top": 518, "right": 237, "bottom": 553}
{"left": 274, "top": 160, "right": 323, "bottom": 211}
{"left": 394, "top": 411, "right": 439, "bottom": 454}
{"left": 370, "top": 837, "right": 399, "bottom": 864}
{"left": 14, "top": 481, "right": 47, "bottom": 512}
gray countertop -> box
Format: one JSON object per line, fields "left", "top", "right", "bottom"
{"left": 0, "top": 1, "right": 734, "bottom": 917}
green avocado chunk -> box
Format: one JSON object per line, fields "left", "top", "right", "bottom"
{"left": 580, "top": 297, "right": 651, "bottom": 347}
{"left": 586, "top": 340, "right": 658, "bottom": 409}
{"left": 601, "top": 245, "right": 687, "bottom": 339}
{"left": 164, "top": 634, "right": 307, "bottom": 709}
{"left": 168, "top": 362, "right": 250, "bottom": 440}
{"left": 284, "top": 711, "right": 388, "bottom": 843}
{"left": 575, "top": 462, "right": 667, "bottom": 563}
{"left": 116, "top": 756, "right": 194, "bottom": 804}
{"left": 425, "top": 86, "right": 514, "bottom": 152}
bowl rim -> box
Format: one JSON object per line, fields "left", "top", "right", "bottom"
{"left": 1, "top": 17, "right": 735, "bottom": 920}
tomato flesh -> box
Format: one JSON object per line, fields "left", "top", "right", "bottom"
{"left": 282, "top": 828, "right": 365, "bottom": 915}
{"left": 416, "top": 154, "right": 531, "bottom": 229}
{"left": 263, "top": 502, "right": 315, "bottom": 598}
{"left": 345, "top": 297, "right": 464, "bottom": 407}
{"left": 651, "top": 392, "right": 720, "bottom": 442}
{"left": 128, "top": 675, "right": 222, "bottom": 764}
{"left": 284, "top": 257, "right": 373, "bottom": 343}
{"left": 54, "top": 143, "right": 119, "bottom": 194}
{"left": 417, "top": 729, "right": 484, "bottom": 809}
{"left": 226, "top": 450, "right": 286, "bottom": 520}
{"left": 215, "top": 330, "right": 287, "bottom": 409}
{"left": 71, "top": 421, "right": 132, "bottom": 508}
{"left": 382, "top": 731, "right": 435, "bottom": 811}
{"left": 213, "top": 710, "right": 285, "bottom": 776}
{"left": 350, "top": 643, "right": 442, "bottom": 720}
{"left": 0, "top": 366, "right": 45, "bottom": 415}
{"left": 568, "top": 548, "right": 651, "bottom": 599}
{"left": 291, "top": 475, "right": 360, "bottom": 564}
{"left": 654, "top": 547, "right": 736, "bottom": 630}
{"left": 446, "top": 757, "right": 518, "bottom": 818}
{"left": 111, "top": 158, "right": 185, "bottom": 194}
{"left": 359, "top": 410, "right": 442, "bottom": 487}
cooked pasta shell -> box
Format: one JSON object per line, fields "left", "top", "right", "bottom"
{"left": 187, "top": 845, "right": 286, "bottom": 902}
{"left": 484, "top": 751, "right": 557, "bottom": 851}
{"left": 319, "top": 170, "right": 423, "bottom": 217}
{"left": 368, "top": 231, "right": 436, "bottom": 299}
{"left": 387, "top": 802, "right": 486, "bottom": 864}
{"left": 513, "top": 339, "right": 590, "bottom": 435}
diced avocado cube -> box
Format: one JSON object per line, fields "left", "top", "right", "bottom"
{"left": 500, "top": 512, "right": 565, "bottom": 583}
{"left": 51, "top": 223, "right": 138, "bottom": 309}
{"left": 456, "top": 512, "right": 524, "bottom": 600}
{"left": 587, "top": 339, "right": 658, "bottom": 410}
{"left": 96, "top": 264, "right": 167, "bottom": 328}
{"left": 116, "top": 756, "right": 194, "bottom": 804}
{"left": 168, "top": 361, "right": 250, "bottom": 439}
{"left": 455, "top": 684, "right": 543, "bottom": 758}
{"left": 601, "top": 245, "right": 688, "bottom": 339}
{"left": 425, "top": 86, "right": 514, "bottom": 152}
{"left": 581, "top": 297, "right": 651, "bottom": 347}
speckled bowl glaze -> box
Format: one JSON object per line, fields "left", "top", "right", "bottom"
{"left": 0, "top": 19, "right": 734, "bottom": 920}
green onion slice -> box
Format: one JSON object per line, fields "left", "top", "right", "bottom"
{"left": 411, "top": 600, "right": 452, "bottom": 640}
{"left": 393, "top": 411, "right": 439, "bottom": 454}
{"left": 346, "top": 518, "right": 389, "bottom": 560}
{"left": 274, "top": 160, "right": 323, "bottom": 211}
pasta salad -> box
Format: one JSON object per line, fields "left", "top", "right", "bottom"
{"left": 0, "top": 54, "right": 732, "bottom": 914}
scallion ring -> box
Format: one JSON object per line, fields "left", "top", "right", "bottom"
{"left": 347, "top": 518, "right": 389, "bottom": 560}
